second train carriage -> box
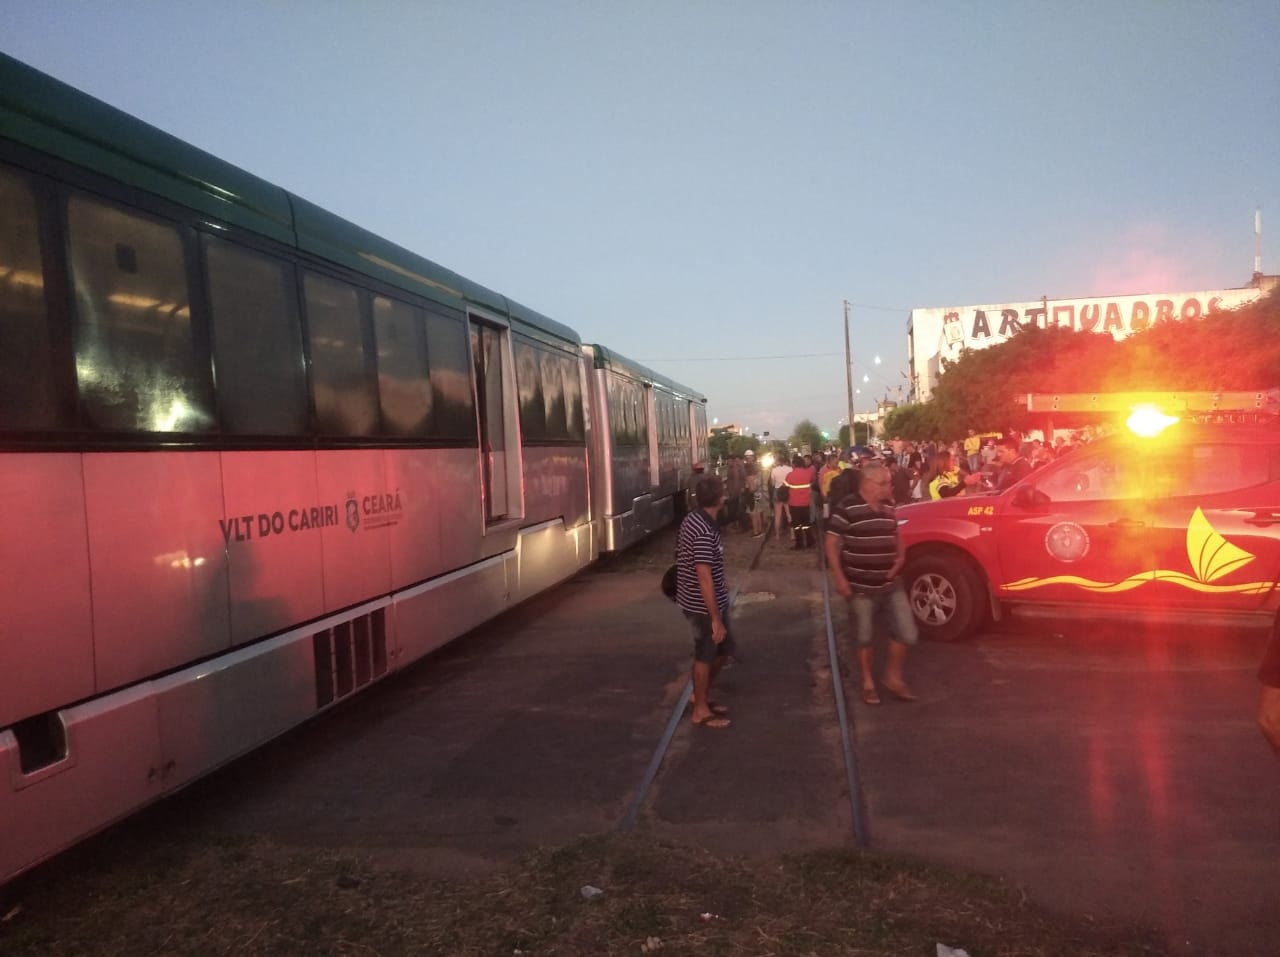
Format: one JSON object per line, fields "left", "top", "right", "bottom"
{"left": 0, "top": 52, "right": 706, "bottom": 883}
{"left": 587, "top": 345, "right": 708, "bottom": 551}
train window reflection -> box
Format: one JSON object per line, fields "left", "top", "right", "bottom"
{"left": 424, "top": 311, "right": 476, "bottom": 440}
{"left": 514, "top": 339, "right": 545, "bottom": 439}
{"left": 303, "top": 272, "right": 378, "bottom": 436}
{"left": 67, "top": 194, "right": 212, "bottom": 432}
{"left": 563, "top": 355, "right": 583, "bottom": 441}
{"left": 0, "top": 165, "right": 58, "bottom": 430}
{"left": 205, "top": 236, "right": 308, "bottom": 435}
{"left": 541, "top": 349, "right": 566, "bottom": 440}
{"left": 373, "top": 295, "right": 432, "bottom": 437}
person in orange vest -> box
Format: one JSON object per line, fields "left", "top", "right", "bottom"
{"left": 785, "top": 455, "right": 816, "bottom": 549}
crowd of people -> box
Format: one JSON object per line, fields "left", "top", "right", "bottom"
{"left": 736, "top": 429, "right": 1077, "bottom": 550}
{"left": 680, "top": 429, "right": 1085, "bottom": 718}
{"left": 682, "top": 429, "right": 1280, "bottom": 756}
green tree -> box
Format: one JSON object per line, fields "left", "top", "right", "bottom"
{"left": 707, "top": 428, "right": 732, "bottom": 463}
{"left": 789, "top": 419, "right": 825, "bottom": 453}
{"left": 883, "top": 402, "right": 942, "bottom": 440}
{"left": 708, "top": 429, "right": 761, "bottom": 462}
{"left": 913, "top": 287, "right": 1280, "bottom": 438}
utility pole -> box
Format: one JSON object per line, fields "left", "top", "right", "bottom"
{"left": 843, "top": 299, "right": 855, "bottom": 444}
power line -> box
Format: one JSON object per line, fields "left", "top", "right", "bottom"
{"left": 636, "top": 351, "right": 843, "bottom": 362}
{"left": 845, "top": 299, "right": 911, "bottom": 313}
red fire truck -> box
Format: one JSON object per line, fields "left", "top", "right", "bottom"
{"left": 897, "top": 391, "right": 1280, "bottom": 641}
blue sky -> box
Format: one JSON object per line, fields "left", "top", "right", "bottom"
{"left": 5, "top": 1, "right": 1277, "bottom": 438}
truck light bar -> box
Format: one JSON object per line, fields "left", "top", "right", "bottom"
{"left": 1018, "top": 389, "right": 1280, "bottom": 415}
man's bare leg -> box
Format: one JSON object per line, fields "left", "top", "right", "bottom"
{"left": 858, "top": 645, "right": 878, "bottom": 702}
{"left": 691, "top": 660, "right": 712, "bottom": 722}
{"left": 883, "top": 641, "right": 917, "bottom": 700}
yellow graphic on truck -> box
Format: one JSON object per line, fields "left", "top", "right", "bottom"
{"left": 1005, "top": 507, "right": 1271, "bottom": 596}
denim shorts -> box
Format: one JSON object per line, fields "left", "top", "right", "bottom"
{"left": 685, "top": 608, "right": 736, "bottom": 663}
{"left": 845, "top": 581, "right": 918, "bottom": 647}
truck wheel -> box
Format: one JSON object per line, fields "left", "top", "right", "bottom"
{"left": 904, "top": 553, "right": 986, "bottom": 642}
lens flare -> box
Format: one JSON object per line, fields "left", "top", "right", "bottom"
{"left": 1126, "top": 403, "right": 1179, "bottom": 437}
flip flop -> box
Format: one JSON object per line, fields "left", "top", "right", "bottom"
{"left": 692, "top": 715, "right": 731, "bottom": 729}
{"left": 708, "top": 702, "right": 730, "bottom": 716}
{"left": 862, "top": 688, "right": 882, "bottom": 706}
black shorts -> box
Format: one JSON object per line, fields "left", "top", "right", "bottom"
{"left": 1259, "top": 619, "right": 1280, "bottom": 687}
{"left": 685, "top": 608, "right": 736, "bottom": 663}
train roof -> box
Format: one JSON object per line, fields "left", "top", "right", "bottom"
{"left": 587, "top": 345, "right": 706, "bottom": 401}
{"left": 0, "top": 51, "right": 581, "bottom": 350}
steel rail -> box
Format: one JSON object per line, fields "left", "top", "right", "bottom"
{"left": 815, "top": 508, "right": 872, "bottom": 847}
{"left": 619, "top": 525, "right": 768, "bottom": 833}
{"left": 622, "top": 510, "right": 871, "bottom": 848}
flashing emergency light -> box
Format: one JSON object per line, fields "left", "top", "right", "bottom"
{"left": 1126, "top": 403, "right": 1180, "bottom": 437}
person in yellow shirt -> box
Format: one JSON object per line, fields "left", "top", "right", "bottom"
{"left": 926, "top": 451, "right": 981, "bottom": 499}
{"left": 962, "top": 430, "right": 983, "bottom": 472}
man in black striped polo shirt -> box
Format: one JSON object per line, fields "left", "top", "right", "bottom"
{"left": 676, "top": 474, "right": 735, "bottom": 728}
{"left": 824, "top": 463, "right": 919, "bottom": 705}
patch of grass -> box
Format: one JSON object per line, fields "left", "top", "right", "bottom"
{"left": 2, "top": 832, "right": 1165, "bottom": 957}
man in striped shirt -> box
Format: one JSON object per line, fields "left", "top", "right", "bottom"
{"left": 824, "top": 463, "right": 919, "bottom": 705}
{"left": 676, "top": 474, "right": 735, "bottom": 728}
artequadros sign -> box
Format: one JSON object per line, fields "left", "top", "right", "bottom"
{"left": 909, "top": 285, "right": 1262, "bottom": 400}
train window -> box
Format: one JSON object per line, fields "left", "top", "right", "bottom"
{"left": 204, "top": 236, "right": 308, "bottom": 435}
{"left": 630, "top": 386, "right": 641, "bottom": 442}
{"left": 372, "top": 294, "right": 432, "bottom": 437}
{"left": 424, "top": 311, "right": 476, "bottom": 440}
{"left": 541, "top": 349, "right": 566, "bottom": 440}
{"left": 303, "top": 272, "right": 378, "bottom": 436}
{"left": 514, "top": 339, "right": 546, "bottom": 439}
{"left": 610, "top": 377, "right": 648, "bottom": 447}
{"left": 0, "top": 166, "right": 58, "bottom": 430}
{"left": 634, "top": 381, "right": 648, "bottom": 446}
{"left": 67, "top": 194, "right": 212, "bottom": 433}
{"left": 608, "top": 385, "right": 622, "bottom": 443}
{"left": 617, "top": 385, "right": 628, "bottom": 443}
{"left": 563, "top": 355, "right": 584, "bottom": 441}
{"left": 626, "top": 382, "right": 638, "bottom": 442}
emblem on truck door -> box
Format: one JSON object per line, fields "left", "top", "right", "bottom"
{"left": 1045, "top": 522, "right": 1090, "bottom": 562}
{"left": 1008, "top": 508, "right": 1267, "bottom": 596}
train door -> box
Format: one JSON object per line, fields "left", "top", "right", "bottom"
{"left": 469, "top": 316, "right": 523, "bottom": 525}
